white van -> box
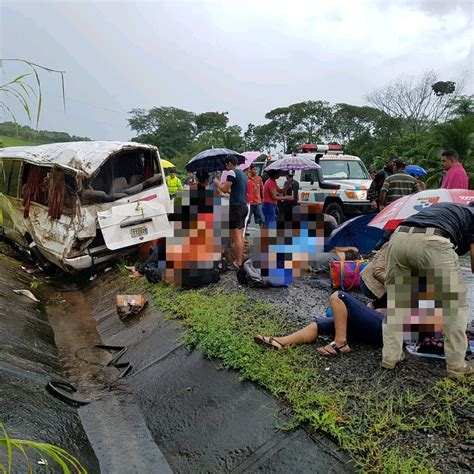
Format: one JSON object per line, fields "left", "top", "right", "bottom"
{"left": 0, "top": 141, "right": 173, "bottom": 271}
{"left": 277, "top": 153, "right": 372, "bottom": 223}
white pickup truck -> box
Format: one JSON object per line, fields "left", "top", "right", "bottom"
{"left": 277, "top": 153, "right": 373, "bottom": 224}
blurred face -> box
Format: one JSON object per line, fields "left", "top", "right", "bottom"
{"left": 441, "top": 156, "right": 453, "bottom": 170}
{"left": 170, "top": 172, "right": 176, "bottom": 178}
{"left": 250, "top": 166, "right": 257, "bottom": 177}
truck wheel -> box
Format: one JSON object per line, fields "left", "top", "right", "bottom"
{"left": 325, "top": 202, "right": 345, "bottom": 225}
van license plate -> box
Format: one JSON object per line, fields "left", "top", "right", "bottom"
{"left": 130, "top": 225, "right": 148, "bottom": 238}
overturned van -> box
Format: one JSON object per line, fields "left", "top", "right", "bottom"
{"left": 0, "top": 141, "right": 173, "bottom": 271}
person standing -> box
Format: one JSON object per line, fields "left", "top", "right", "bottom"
{"left": 246, "top": 164, "right": 265, "bottom": 228}
{"left": 379, "top": 159, "right": 420, "bottom": 210}
{"left": 281, "top": 171, "right": 299, "bottom": 216}
{"left": 262, "top": 169, "right": 293, "bottom": 227}
{"left": 166, "top": 169, "right": 183, "bottom": 199}
{"left": 382, "top": 202, "right": 474, "bottom": 377}
{"left": 214, "top": 156, "right": 248, "bottom": 269}
{"left": 440, "top": 149, "right": 469, "bottom": 189}
{"left": 368, "top": 156, "right": 396, "bottom": 210}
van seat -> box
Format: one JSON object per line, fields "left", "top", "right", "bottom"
{"left": 129, "top": 174, "right": 143, "bottom": 186}
{"left": 109, "top": 177, "right": 128, "bottom": 194}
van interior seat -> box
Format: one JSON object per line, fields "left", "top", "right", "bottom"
{"left": 143, "top": 173, "right": 163, "bottom": 188}
{"left": 109, "top": 177, "right": 128, "bottom": 194}
{"left": 125, "top": 183, "right": 144, "bottom": 195}
{"left": 129, "top": 174, "right": 144, "bottom": 187}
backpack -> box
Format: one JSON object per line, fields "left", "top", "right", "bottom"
{"left": 236, "top": 258, "right": 268, "bottom": 288}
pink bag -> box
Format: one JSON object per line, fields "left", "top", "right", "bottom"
{"left": 330, "top": 259, "right": 369, "bottom": 290}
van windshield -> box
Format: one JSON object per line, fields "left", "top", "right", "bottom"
{"left": 320, "top": 160, "right": 369, "bottom": 180}
{"left": 81, "top": 149, "right": 163, "bottom": 203}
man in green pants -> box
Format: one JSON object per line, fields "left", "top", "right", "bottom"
{"left": 382, "top": 202, "right": 474, "bottom": 377}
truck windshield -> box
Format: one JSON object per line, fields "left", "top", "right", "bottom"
{"left": 320, "top": 160, "right": 369, "bottom": 180}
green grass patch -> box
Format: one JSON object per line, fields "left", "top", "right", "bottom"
{"left": 0, "top": 135, "right": 40, "bottom": 147}
{"left": 142, "top": 280, "right": 473, "bottom": 473}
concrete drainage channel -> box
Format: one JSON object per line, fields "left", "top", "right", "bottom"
{"left": 1, "top": 243, "right": 352, "bottom": 473}
{"left": 78, "top": 271, "right": 354, "bottom": 473}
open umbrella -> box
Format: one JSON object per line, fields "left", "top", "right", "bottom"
{"left": 220, "top": 151, "right": 265, "bottom": 183}
{"left": 324, "top": 214, "right": 383, "bottom": 254}
{"left": 406, "top": 165, "right": 427, "bottom": 176}
{"left": 265, "top": 155, "right": 320, "bottom": 171}
{"left": 185, "top": 148, "right": 245, "bottom": 173}
{"left": 161, "top": 159, "right": 175, "bottom": 168}
{"left": 368, "top": 189, "right": 474, "bottom": 230}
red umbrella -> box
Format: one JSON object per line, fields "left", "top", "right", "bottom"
{"left": 368, "top": 189, "right": 474, "bottom": 230}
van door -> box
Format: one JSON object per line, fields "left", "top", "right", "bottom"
{"left": 97, "top": 198, "right": 172, "bottom": 250}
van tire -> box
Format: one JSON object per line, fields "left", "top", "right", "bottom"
{"left": 325, "top": 202, "right": 345, "bottom": 225}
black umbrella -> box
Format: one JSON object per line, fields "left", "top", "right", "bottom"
{"left": 185, "top": 148, "right": 245, "bottom": 173}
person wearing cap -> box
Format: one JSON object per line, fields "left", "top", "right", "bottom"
{"left": 379, "top": 159, "right": 420, "bottom": 210}
{"left": 166, "top": 168, "right": 183, "bottom": 199}
{"left": 382, "top": 202, "right": 474, "bottom": 377}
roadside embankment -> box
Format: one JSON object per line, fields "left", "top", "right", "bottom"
{"left": 0, "top": 247, "right": 99, "bottom": 472}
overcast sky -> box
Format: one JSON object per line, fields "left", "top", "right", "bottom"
{"left": 1, "top": 0, "right": 472, "bottom": 141}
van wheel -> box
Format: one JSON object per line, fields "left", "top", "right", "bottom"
{"left": 325, "top": 202, "right": 345, "bottom": 225}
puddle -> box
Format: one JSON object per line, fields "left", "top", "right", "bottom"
{"left": 43, "top": 287, "right": 119, "bottom": 395}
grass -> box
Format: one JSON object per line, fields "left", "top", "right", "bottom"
{"left": 0, "top": 423, "right": 86, "bottom": 473}
{"left": 0, "top": 135, "right": 40, "bottom": 147}
{"left": 138, "top": 278, "right": 473, "bottom": 473}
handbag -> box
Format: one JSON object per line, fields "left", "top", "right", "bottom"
{"left": 330, "top": 259, "right": 369, "bottom": 290}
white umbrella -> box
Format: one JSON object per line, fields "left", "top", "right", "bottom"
{"left": 265, "top": 155, "right": 321, "bottom": 171}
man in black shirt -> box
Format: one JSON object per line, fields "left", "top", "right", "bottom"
{"left": 382, "top": 202, "right": 474, "bottom": 377}
{"left": 368, "top": 156, "right": 396, "bottom": 210}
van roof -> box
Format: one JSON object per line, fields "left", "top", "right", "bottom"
{"left": 0, "top": 141, "right": 158, "bottom": 177}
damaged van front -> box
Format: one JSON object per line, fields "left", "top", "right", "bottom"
{"left": 0, "top": 141, "right": 172, "bottom": 271}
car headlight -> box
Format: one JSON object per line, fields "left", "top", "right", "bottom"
{"left": 345, "top": 190, "right": 367, "bottom": 200}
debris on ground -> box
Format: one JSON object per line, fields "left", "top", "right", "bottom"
{"left": 12, "top": 289, "right": 40, "bottom": 302}
{"left": 116, "top": 294, "right": 148, "bottom": 320}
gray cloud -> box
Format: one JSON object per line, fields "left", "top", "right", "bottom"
{"left": 1, "top": 1, "right": 472, "bottom": 141}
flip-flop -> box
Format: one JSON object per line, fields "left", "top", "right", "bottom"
{"left": 317, "top": 341, "right": 351, "bottom": 357}
{"left": 254, "top": 335, "right": 283, "bottom": 350}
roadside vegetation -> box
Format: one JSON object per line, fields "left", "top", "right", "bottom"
{"left": 134, "top": 278, "right": 473, "bottom": 473}
{"left": 128, "top": 70, "right": 474, "bottom": 188}
{"left": 0, "top": 423, "right": 86, "bottom": 473}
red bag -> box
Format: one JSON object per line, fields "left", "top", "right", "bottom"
{"left": 330, "top": 259, "right": 369, "bottom": 290}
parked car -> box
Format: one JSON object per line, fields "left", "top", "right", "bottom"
{"left": 276, "top": 153, "right": 372, "bottom": 224}
{"left": 0, "top": 141, "right": 173, "bottom": 271}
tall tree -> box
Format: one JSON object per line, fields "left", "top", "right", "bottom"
{"left": 195, "top": 111, "right": 229, "bottom": 134}
{"left": 244, "top": 123, "right": 276, "bottom": 152}
{"left": 366, "top": 70, "right": 464, "bottom": 134}
{"left": 265, "top": 106, "right": 300, "bottom": 152}
{"left": 290, "top": 100, "right": 331, "bottom": 143}
{"left": 128, "top": 106, "right": 196, "bottom": 158}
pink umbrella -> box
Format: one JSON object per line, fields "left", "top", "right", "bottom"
{"left": 220, "top": 151, "right": 264, "bottom": 183}
{"left": 368, "top": 189, "right": 474, "bottom": 230}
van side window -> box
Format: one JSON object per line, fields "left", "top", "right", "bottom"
{"left": 0, "top": 160, "right": 22, "bottom": 197}
{"left": 22, "top": 164, "right": 50, "bottom": 206}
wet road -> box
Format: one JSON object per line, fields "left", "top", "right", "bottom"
{"left": 0, "top": 246, "right": 99, "bottom": 472}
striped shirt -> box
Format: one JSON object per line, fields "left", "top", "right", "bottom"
{"left": 380, "top": 172, "right": 420, "bottom": 205}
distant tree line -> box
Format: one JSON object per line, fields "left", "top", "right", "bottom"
{"left": 0, "top": 121, "right": 90, "bottom": 144}
{"left": 129, "top": 69, "right": 473, "bottom": 187}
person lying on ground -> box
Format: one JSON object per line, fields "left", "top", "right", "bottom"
{"left": 254, "top": 290, "right": 388, "bottom": 356}
{"left": 254, "top": 289, "right": 445, "bottom": 357}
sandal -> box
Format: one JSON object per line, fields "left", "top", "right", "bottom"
{"left": 254, "top": 335, "right": 283, "bottom": 350}
{"left": 317, "top": 341, "right": 351, "bottom": 357}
